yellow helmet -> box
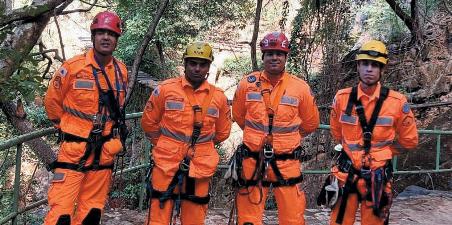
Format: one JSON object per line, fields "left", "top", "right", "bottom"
{"left": 356, "top": 40, "right": 388, "bottom": 65}
{"left": 183, "top": 42, "right": 214, "bottom": 62}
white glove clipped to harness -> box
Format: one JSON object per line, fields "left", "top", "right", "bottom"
{"left": 325, "top": 176, "right": 339, "bottom": 207}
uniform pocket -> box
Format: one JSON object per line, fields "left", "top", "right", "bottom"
{"left": 370, "top": 149, "right": 392, "bottom": 170}
{"left": 164, "top": 99, "right": 185, "bottom": 124}
{"left": 101, "top": 138, "right": 123, "bottom": 165}
{"left": 339, "top": 112, "right": 361, "bottom": 141}
{"left": 277, "top": 95, "right": 299, "bottom": 122}
{"left": 373, "top": 116, "right": 395, "bottom": 141}
{"left": 245, "top": 92, "right": 265, "bottom": 120}
{"left": 203, "top": 106, "right": 218, "bottom": 130}
{"left": 72, "top": 79, "right": 96, "bottom": 108}
{"left": 58, "top": 141, "right": 88, "bottom": 163}
{"left": 191, "top": 145, "right": 220, "bottom": 178}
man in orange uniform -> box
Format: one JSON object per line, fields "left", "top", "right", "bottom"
{"left": 231, "top": 32, "right": 320, "bottom": 225}
{"left": 43, "top": 11, "right": 128, "bottom": 225}
{"left": 141, "top": 42, "right": 232, "bottom": 224}
{"left": 322, "top": 40, "right": 418, "bottom": 225}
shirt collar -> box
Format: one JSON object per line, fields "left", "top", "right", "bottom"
{"left": 261, "top": 70, "right": 287, "bottom": 84}
{"left": 181, "top": 75, "right": 210, "bottom": 92}
{"left": 85, "top": 48, "right": 114, "bottom": 70}
{"left": 358, "top": 82, "right": 381, "bottom": 101}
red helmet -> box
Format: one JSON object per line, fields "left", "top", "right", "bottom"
{"left": 90, "top": 11, "right": 122, "bottom": 36}
{"left": 259, "top": 32, "right": 290, "bottom": 53}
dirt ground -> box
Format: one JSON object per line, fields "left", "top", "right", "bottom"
{"left": 101, "top": 185, "right": 452, "bottom": 225}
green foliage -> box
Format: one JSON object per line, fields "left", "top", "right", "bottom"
{"left": 0, "top": 188, "right": 13, "bottom": 218}
{"left": 25, "top": 105, "right": 52, "bottom": 128}
{"left": 110, "top": 170, "right": 144, "bottom": 208}
{"left": 223, "top": 55, "right": 262, "bottom": 80}
{"left": 355, "top": 0, "right": 411, "bottom": 42}
{"left": 114, "top": 0, "right": 254, "bottom": 80}
{"left": 353, "top": 0, "right": 440, "bottom": 42}
{"left": 0, "top": 52, "right": 46, "bottom": 102}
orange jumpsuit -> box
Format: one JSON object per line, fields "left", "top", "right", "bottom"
{"left": 44, "top": 48, "right": 128, "bottom": 224}
{"left": 141, "top": 76, "right": 231, "bottom": 225}
{"left": 232, "top": 71, "right": 319, "bottom": 225}
{"left": 329, "top": 82, "right": 418, "bottom": 225}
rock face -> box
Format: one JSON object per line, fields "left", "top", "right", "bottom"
{"left": 101, "top": 186, "right": 452, "bottom": 225}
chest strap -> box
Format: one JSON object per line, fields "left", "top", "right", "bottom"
{"left": 182, "top": 83, "right": 215, "bottom": 147}
{"left": 258, "top": 72, "right": 289, "bottom": 144}
{"left": 345, "top": 86, "right": 389, "bottom": 153}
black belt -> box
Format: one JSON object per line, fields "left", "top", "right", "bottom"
{"left": 150, "top": 189, "right": 211, "bottom": 205}
{"left": 241, "top": 144, "right": 304, "bottom": 161}
{"left": 48, "top": 131, "right": 115, "bottom": 172}
{"left": 238, "top": 174, "right": 304, "bottom": 187}
{"left": 48, "top": 161, "right": 114, "bottom": 172}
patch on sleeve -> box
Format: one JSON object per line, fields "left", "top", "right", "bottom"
{"left": 247, "top": 75, "right": 256, "bottom": 83}
{"left": 58, "top": 67, "right": 67, "bottom": 77}
{"left": 402, "top": 103, "right": 410, "bottom": 114}
{"left": 152, "top": 86, "right": 160, "bottom": 97}
{"left": 255, "top": 81, "right": 261, "bottom": 87}
{"left": 402, "top": 116, "right": 414, "bottom": 127}
{"left": 145, "top": 101, "right": 154, "bottom": 112}
{"left": 53, "top": 76, "right": 61, "bottom": 89}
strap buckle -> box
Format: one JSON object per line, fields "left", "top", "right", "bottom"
{"left": 360, "top": 167, "right": 372, "bottom": 180}
{"left": 179, "top": 160, "right": 190, "bottom": 172}
{"left": 293, "top": 148, "right": 305, "bottom": 161}
{"left": 263, "top": 144, "right": 274, "bottom": 159}
{"left": 261, "top": 89, "right": 271, "bottom": 95}
{"left": 363, "top": 132, "right": 372, "bottom": 142}
{"left": 90, "top": 128, "right": 103, "bottom": 142}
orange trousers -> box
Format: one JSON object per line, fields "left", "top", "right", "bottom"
{"left": 44, "top": 139, "right": 121, "bottom": 224}
{"left": 330, "top": 193, "right": 386, "bottom": 225}
{"left": 43, "top": 168, "right": 112, "bottom": 225}
{"left": 236, "top": 185, "right": 306, "bottom": 225}
{"left": 144, "top": 166, "right": 211, "bottom": 225}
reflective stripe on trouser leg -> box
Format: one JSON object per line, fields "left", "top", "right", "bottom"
{"left": 74, "top": 169, "right": 112, "bottom": 224}
{"left": 44, "top": 168, "right": 85, "bottom": 225}
{"left": 330, "top": 193, "right": 359, "bottom": 225}
{"left": 236, "top": 186, "right": 270, "bottom": 225}
{"left": 273, "top": 185, "right": 306, "bottom": 225}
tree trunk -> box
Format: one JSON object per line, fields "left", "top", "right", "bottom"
{"left": 250, "top": 0, "right": 263, "bottom": 71}
{"left": 0, "top": 0, "right": 72, "bottom": 83}
{"left": 0, "top": 101, "right": 56, "bottom": 164}
{"left": 125, "top": 0, "right": 170, "bottom": 106}
{"left": 156, "top": 40, "right": 165, "bottom": 65}
{"left": 385, "top": 0, "right": 420, "bottom": 43}
{"left": 0, "top": 0, "right": 73, "bottom": 165}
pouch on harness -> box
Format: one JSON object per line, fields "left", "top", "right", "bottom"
{"left": 317, "top": 86, "right": 394, "bottom": 224}
{"left": 48, "top": 59, "right": 128, "bottom": 172}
